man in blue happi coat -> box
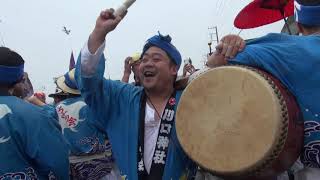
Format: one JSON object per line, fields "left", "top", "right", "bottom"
{"left": 75, "top": 7, "right": 244, "bottom": 180}
{"left": 207, "top": 0, "right": 320, "bottom": 179}
{"left": 0, "top": 47, "right": 69, "bottom": 179}
{"left": 74, "top": 8, "right": 199, "bottom": 180}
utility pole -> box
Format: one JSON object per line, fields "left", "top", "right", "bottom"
{"left": 208, "top": 26, "right": 219, "bottom": 44}
{"left": 207, "top": 26, "right": 219, "bottom": 56}
{"left": 201, "top": 26, "right": 220, "bottom": 67}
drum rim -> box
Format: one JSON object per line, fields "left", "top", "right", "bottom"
{"left": 176, "top": 65, "right": 289, "bottom": 177}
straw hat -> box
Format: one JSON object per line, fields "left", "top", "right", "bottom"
{"left": 56, "top": 69, "right": 80, "bottom": 95}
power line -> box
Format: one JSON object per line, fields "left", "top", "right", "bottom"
{"left": 217, "top": 0, "right": 224, "bottom": 16}
{"left": 0, "top": 32, "right": 5, "bottom": 46}
{"left": 214, "top": 0, "right": 222, "bottom": 17}
{"left": 229, "top": 26, "right": 235, "bottom": 35}
{"left": 214, "top": 0, "right": 219, "bottom": 12}
{"left": 220, "top": 0, "right": 227, "bottom": 15}
{"left": 0, "top": 19, "right": 6, "bottom": 46}
{"left": 217, "top": 0, "right": 228, "bottom": 18}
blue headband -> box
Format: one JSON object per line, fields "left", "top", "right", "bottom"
{"left": 64, "top": 72, "right": 77, "bottom": 89}
{"left": 295, "top": 1, "right": 320, "bottom": 26}
{"left": 141, "top": 32, "right": 182, "bottom": 70}
{"left": 0, "top": 64, "right": 24, "bottom": 84}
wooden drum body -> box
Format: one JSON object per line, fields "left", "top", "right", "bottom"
{"left": 176, "top": 66, "right": 304, "bottom": 179}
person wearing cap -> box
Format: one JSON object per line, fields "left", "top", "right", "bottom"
{"left": 42, "top": 68, "right": 118, "bottom": 180}
{"left": 0, "top": 47, "right": 69, "bottom": 179}
{"left": 207, "top": 0, "right": 320, "bottom": 179}
{"left": 122, "top": 52, "right": 141, "bottom": 86}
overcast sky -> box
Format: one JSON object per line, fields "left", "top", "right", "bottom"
{"left": 0, "top": 0, "right": 284, "bottom": 96}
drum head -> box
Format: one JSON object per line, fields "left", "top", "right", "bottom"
{"left": 176, "top": 66, "right": 284, "bottom": 176}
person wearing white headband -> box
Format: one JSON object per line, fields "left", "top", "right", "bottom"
{"left": 207, "top": 0, "right": 320, "bottom": 179}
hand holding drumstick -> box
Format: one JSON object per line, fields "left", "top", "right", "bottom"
{"left": 88, "top": 0, "right": 136, "bottom": 54}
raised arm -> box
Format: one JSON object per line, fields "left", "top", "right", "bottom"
{"left": 89, "top": 9, "right": 125, "bottom": 55}
{"left": 121, "top": 57, "right": 133, "bottom": 83}
{"left": 80, "top": 9, "right": 126, "bottom": 77}
{"left": 75, "top": 8, "right": 139, "bottom": 130}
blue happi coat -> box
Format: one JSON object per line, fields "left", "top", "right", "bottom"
{"left": 75, "top": 54, "right": 196, "bottom": 180}
{"left": 229, "top": 33, "right": 320, "bottom": 168}
{"left": 0, "top": 96, "right": 69, "bottom": 179}
{"left": 44, "top": 97, "right": 111, "bottom": 156}
{"left": 43, "top": 97, "right": 113, "bottom": 176}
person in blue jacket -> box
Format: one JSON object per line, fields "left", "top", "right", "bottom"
{"left": 206, "top": 0, "right": 320, "bottom": 179}
{"left": 0, "top": 46, "right": 69, "bottom": 179}
{"left": 75, "top": 8, "right": 198, "bottom": 180}
{"left": 44, "top": 69, "right": 117, "bottom": 180}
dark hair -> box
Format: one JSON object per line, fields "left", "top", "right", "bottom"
{"left": 0, "top": 47, "right": 24, "bottom": 67}
{"left": 0, "top": 47, "right": 25, "bottom": 88}
{"left": 54, "top": 93, "right": 81, "bottom": 100}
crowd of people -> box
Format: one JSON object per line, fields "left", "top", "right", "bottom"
{"left": 1, "top": 0, "right": 320, "bottom": 179}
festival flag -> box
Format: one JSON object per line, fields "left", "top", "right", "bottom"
{"left": 69, "top": 51, "right": 75, "bottom": 70}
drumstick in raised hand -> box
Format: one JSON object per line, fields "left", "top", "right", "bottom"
{"left": 114, "top": 0, "right": 136, "bottom": 17}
